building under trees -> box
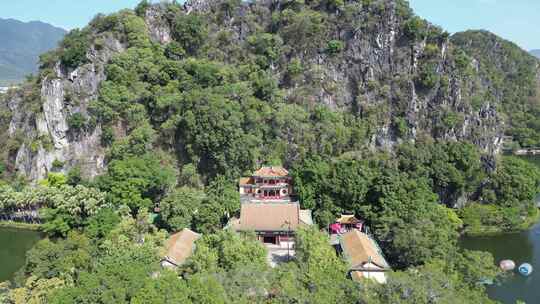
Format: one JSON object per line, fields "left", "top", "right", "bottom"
{"left": 230, "top": 166, "right": 313, "bottom": 248}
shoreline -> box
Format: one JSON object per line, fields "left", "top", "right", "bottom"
{"left": 461, "top": 208, "right": 540, "bottom": 237}
{"left": 0, "top": 221, "right": 42, "bottom": 231}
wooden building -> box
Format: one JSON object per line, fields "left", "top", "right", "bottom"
{"left": 340, "top": 229, "right": 390, "bottom": 284}
{"left": 233, "top": 166, "right": 313, "bottom": 248}
{"left": 229, "top": 202, "right": 312, "bottom": 248}
{"left": 161, "top": 228, "right": 201, "bottom": 268}
{"left": 330, "top": 215, "right": 363, "bottom": 234}
{"left": 239, "top": 166, "right": 294, "bottom": 201}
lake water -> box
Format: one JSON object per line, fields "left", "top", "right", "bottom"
{"left": 460, "top": 155, "right": 540, "bottom": 304}
{"left": 461, "top": 224, "right": 540, "bottom": 304}
{"left": 0, "top": 228, "right": 42, "bottom": 282}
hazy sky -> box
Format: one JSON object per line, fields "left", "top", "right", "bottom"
{"left": 408, "top": 0, "right": 540, "bottom": 51}
{"left": 0, "top": 0, "right": 538, "bottom": 50}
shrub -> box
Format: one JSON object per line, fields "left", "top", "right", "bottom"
{"left": 404, "top": 16, "right": 427, "bottom": 40}
{"left": 67, "top": 113, "right": 87, "bottom": 131}
{"left": 122, "top": 13, "right": 151, "bottom": 48}
{"left": 39, "top": 51, "right": 59, "bottom": 70}
{"left": 329, "top": 0, "right": 345, "bottom": 7}
{"left": 135, "top": 0, "right": 151, "bottom": 17}
{"left": 165, "top": 41, "right": 186, "bottom": 60}
{"left": 67, "top": 166, "right": 83, "bottom": 186}
{"left": 424, "top": 43, "right": 440, "bottom": 58}
{"left": 393, "top": 117, "right": 409, "bottom": 137}
{"left": 454, "top": 49, "right": 471, "bottom": 71}
{"left": 60, "top": 29, "right": 90, "bottom": 69}
{"left": 287, "top": 58, "right": 303, "bottom": 76}
{"left": 172, "top": 14, "right": 207, "bottom": 55}
{"left": 52, "top": 159, "right": 64, "bottom": 170}
{"left": 441, "top": 111, "right": 464, "bottom": 129}
{"left": 470, "top": 94, "right": 484, "bottom": 111}
{"left": 247, "top": 33, "right": 283, "bottom": 62}
{"left": 279, "top": 9, "right": 327, "bottom": 52}
{"left": 417, "top": 62, "right": 439, "bottom": 89}
{"left": 90, "top": 13, "right": 120, "bottom": 33}
{"left": 101, "top": 126, "right": 115, "bottom": 147}
{"left": 395, "top": 0, "right": 413, "bottom": 18}
{"left": 326, "top": 40, "right": 345, "bottom": 55}
{"left": 40, "top": 173, "right": 68, "bottom": 188}
{"left": 30, "top": 136, "right": 53, "bottom": 153}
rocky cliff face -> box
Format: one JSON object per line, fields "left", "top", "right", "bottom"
{"left": 187, "top": 0, "right": 507, "bottom": 153}
{"left": 144, "top": 5, "right": 172, "bottom": 44}
{"left": 3, "top": 32, "right": 125, "bottom": 181}
{"left": 1, "top": 0, "right": 535, "bottom": 182}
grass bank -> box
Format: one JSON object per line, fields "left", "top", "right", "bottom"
{"left": 461, "top": 208, "right": 540, "bottom": 237}
{"left": 0, "top": 221, "right": 42, "bottom": 231}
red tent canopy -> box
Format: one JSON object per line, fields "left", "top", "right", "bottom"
{"left": 330, "top": 223, "right": 342, "bottom": 234}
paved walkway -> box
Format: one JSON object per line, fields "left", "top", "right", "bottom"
{"left": 266, "top": 245, "right": 295, "bottom": 267}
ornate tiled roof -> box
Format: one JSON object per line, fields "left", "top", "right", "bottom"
{"left": 253, "top": 166, "right": 289, "bottom": 177}
{"left": 336, "top": 214, "right": 362, "bottom": 225}
{"left": 239, "top": 177, "right": 254, "bottom": 186}
{"left": 237, "top": 203, "right": 300, "bottom": 232}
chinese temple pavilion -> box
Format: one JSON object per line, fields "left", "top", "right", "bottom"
{"left": 239, "top": 166, "right": 294, "bottom": 202}
{"left": 231, "top": 166, "right": 312, "bottom": 247}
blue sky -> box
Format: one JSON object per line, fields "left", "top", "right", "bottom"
{"left": 0, "top": 0, "right": 144, "bottom": 29}
{"left": 0, "top": 0, "right": 538, "bottom": 50}
{"left": 408, "top": 0, "right": 540, "bottom": 50}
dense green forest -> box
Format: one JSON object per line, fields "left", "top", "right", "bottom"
{"left": 1, "top": 0, "right": 540, "bottom": 303}
{"left": 452, "top": 31, "right": 540, "bottom": 148}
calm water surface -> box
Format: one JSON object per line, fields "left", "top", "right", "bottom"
{"left": 0, "top": 228, "right": 42, "bottom": 282}
{"left": 460, "top": 155, "right": 540, "bottom": 304}
{"left": 461, "top": 224, "right": 540, "bottom": 304}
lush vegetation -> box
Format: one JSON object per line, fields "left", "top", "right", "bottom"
{"left": 1, "top": 1, "right": 540, "bottom": 303}
{"left": 0, "top": 217, "right": 498, "bottom": 304}
{"left": 292, "top": 143, "right": 540, "bottom": 266}
{"left": 459, "top": 156, "right": 540, "bottom": 234}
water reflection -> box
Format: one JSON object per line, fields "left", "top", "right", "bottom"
{"left": 0, "top": 228, "right": 42, "bottom": 282}
{"left": 461, "top": 222, "right": 540, "bottom": 304}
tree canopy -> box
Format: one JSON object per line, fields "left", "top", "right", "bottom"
{"left": 2, "top": 1, "right": 538, "bottom": 303}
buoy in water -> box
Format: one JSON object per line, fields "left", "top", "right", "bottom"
{"left": 500, "top": 260, "right": 516, "bottom": 271}
{"left": 518, "top": 263, "right": 533, "bottom": 276}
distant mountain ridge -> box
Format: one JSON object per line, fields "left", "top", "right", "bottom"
{"left": 531, "top": 49, "right": 540, "bottom": 59}
{"left": 0, "top": 18, "right": 66, "bottom": 85}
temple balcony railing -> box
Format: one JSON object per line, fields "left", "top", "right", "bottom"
{"left": 240, "top": 195, "right": 293, "bottom": 203}
{"left": 241, "top": 183, "right": 290, "bottom": 188}
{"left": 258, "top": 184, "right": 289, "bottom": 189}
